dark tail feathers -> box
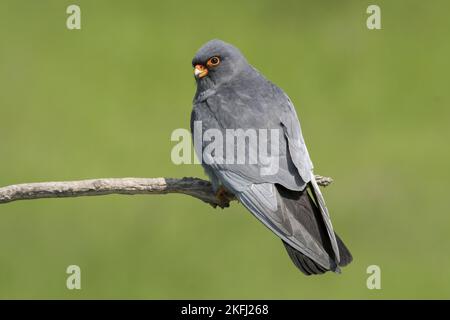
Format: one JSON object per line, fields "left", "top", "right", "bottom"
{"left": 277, "top": 185, "right": 352, "bottom": 275}
{"left": 283, "top": 233, "right": 352, "bottom": 275}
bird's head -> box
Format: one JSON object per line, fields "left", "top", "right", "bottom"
{"left": 192, "top": 39, "right": 249, "bottom": 90}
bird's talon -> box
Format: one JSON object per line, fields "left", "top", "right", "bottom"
{"left": 213, "top": 186, "right": 232, "bottom": 209}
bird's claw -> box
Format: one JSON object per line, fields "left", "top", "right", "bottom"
{"left": 210, "top": 186, "right": 233, "bottom": 209}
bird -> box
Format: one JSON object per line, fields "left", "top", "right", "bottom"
{"left": 190, "top": 39, "right": 352, "bottom": 275}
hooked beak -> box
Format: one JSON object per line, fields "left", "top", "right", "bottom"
{"left": 194, "top": 64, "right": 208, "bottom": 79}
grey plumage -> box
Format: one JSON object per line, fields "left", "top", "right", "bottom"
{"left": 190, "top": 39, "right": 352, "bottom": 275}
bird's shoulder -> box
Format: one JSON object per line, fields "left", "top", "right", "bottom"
{"left": 218, "top": 73, "right": 285, "bottom": 104}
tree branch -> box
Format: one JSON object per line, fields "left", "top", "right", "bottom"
{"left": 0, "top": 175, "right": 333, "bottom": 207}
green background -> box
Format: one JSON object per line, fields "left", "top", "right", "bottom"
{"left": 0, "top": 0, "right": 449, "bottom": 299}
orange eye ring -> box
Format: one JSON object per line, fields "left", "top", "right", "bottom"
{"left": 206, "top": 56, "right": 220, "bottom": 68}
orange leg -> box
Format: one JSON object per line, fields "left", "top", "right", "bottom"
{"left": 214, "top": 186, "right": 232, "bottom": 208}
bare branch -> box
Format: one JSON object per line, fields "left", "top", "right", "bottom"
{"left": 0, "top": 175, "right": 333, "bottom": 206}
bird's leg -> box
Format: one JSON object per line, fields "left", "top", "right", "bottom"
{"left": 211, "top": 186, "right": 234, "bottom": 209}
{"left": 216, "top": 186, "right": 229, "bottom": 204}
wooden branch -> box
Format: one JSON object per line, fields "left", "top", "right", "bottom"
{"left": 0, "top": 175, "right": 333, "bottom": 207}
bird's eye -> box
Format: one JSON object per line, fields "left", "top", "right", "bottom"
{"left": 207, "top": 56, "right": 220, "bottom": 68}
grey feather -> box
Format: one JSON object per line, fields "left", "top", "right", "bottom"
{"left": 237, "top": 183, "right": 336, "bottom": 270}
{"left": 309, "top": 175, "right": 340, "bottom": 262}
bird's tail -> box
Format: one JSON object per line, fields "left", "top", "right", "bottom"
{"left": 276, "top": 185, "right": 352, "bottom": 275}
{"left": 283, "top": 234, "right": 352, "bottom": 275}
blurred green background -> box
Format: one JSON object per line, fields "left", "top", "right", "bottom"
{"left": 0, "top": 0, "right": 449, "bottom": 299}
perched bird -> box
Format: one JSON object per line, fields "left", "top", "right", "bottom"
{"left": 190, "top": 39, "right": 352, "bottom": 275}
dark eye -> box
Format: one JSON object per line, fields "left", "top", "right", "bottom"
{"left": 207, "top": 56, "right": 220, "bottom": 67}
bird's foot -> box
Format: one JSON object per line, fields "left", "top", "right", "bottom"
{"left": 209, "top": 186, "right": 234, "bottom": 209}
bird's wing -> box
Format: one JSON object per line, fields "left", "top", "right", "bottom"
{"left": 224, "top": 176, "right": 336, "bottom": 270}
{"left": 192, "top": 90, "right": 307, "bottom": 191}
{"left": 279, "top": 95, "right": 340, "bottom": 262}
{"left": 279, "top": 95, "right": 313, "bottom": 183}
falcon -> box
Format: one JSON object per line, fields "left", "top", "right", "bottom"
{"left": 190, "top": 39, "right": 352, "bottom": 275}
